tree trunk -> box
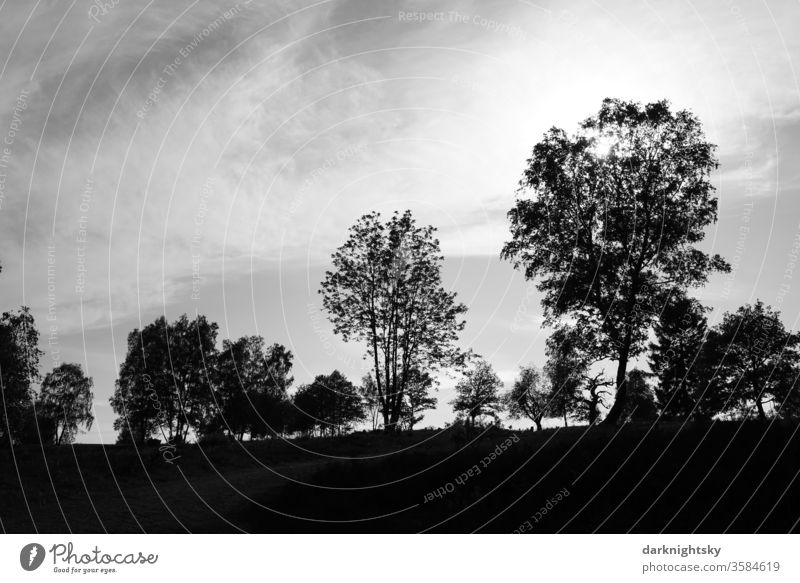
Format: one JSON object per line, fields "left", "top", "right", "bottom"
{"left": 755, "top": 398, "right": 767, "bottom": 421}
{"left": 382, "top": 409, "right": 392, "bottom": 433}
{"left": 603, "top": 345, "right": 631, "bottom": 425}
{"left": 535, "top": 419, "right": 542, "bottom": 431}
{"left": 588, "top": 399, "right": 598, "bottom": 424}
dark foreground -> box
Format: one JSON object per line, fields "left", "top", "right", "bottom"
{"left": 1, "top": 421, "right": 799, "bottom": 533}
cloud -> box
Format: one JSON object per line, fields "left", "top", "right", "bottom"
{"left": 1, "top": 0, "right": 799, "bottom": 339}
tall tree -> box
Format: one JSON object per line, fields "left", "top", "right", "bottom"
{"left": 0, "top": 307, "right": 43, "bottom": 444}
{"left": 505, "top": 365, "right": 550, "bottom": 431}
{"left": 502, "top": 98, "right": 730, "bottom": 424}
{"left": 39, "top": 363, "right": 94, "bottom": 445}
{"left": 705, "top": 301, "right": 800, "bottom": 421}
{"left": 320, "top": 210, "right": 469, "bottom": 432}
{"left": 649, "top": 294, "right": 721, "bottom": 419}
{"left": 450, "top": 359, "right": 504, "bottom": 428}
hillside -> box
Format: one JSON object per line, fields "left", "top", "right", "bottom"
{"left": 1, "top": 422, "right": 798, "bottom": 533}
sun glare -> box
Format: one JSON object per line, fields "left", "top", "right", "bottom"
{"left": 592, "top": 135, "right": 616, "bottom": 157}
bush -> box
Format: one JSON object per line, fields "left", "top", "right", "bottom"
{"left": 198, "top": 430, "right": 235, "bottom": 446}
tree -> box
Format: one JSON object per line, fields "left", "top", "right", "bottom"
{"left": 110, "top": 321, "right": 165, "bottom": 446}
{"left": 213, "top": 336, "right": 257, "bottom": 440}
{"left": 0, "top": 307, "right": 43, "bottom": 444}
{"left": 545, "top": 329, "right": 583, "bottom": 427}
{"left": 292, "top": 371, "right": 364, "bottom": 436}
{"left": 320, "top": 210, "right": 469, "bottom": 432}
{"left": 359, "top": 374, "right": 382, "bottom": 431}
{"left": 167, "top": 314, "right": 219, "bottom": 440}
{"left": 450, "top": 360, "right": 504, "bottom": 428}
{"left": 705, "top": 301, "right": 800, "bottom": 421}
{"left": 502, "top": 98, "right": 730, "bottom": 424}
{"left": 17, "top": 401, "right": 58, "bottom": 445}
{"left": 111, "top": 316, "right": 174, "bottom": 445}
{"left": 577, "top": 374, "right": 613, "bottom": 425}
{"left": 247, "top": 343, "right": 293, "bottom": 438}
{"left": 545, "top": 325, "right": 611, "bottom": 425}
{"left": 621, "top": 369, "right": 658, "bottom": 422}
{"left": 400, "top": 368, "right": 437, "bottom": 430}
{"left": 505, "top": 365, "right": 549, "bottom": 430}
{"left": 110, "top": 314, "right": 218, "bottom": 445}
{"left": 649, "top": 294, "right": 720, "bottom": 419}
{"left": 39, "top": 363, "right": 95, "bottom": 445}
{"left": 213, "top": 337, "right": 293, "bottom": 440}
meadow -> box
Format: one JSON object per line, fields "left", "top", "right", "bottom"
{"left": 2, "top": 421, "right": 798, "bottom": 533}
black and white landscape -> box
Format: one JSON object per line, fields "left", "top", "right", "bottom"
{"left": 1, "top": 0, "right": 799, "bottom": 534}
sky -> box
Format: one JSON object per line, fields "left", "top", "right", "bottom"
{"left": 0, "top": 0, "right": 798, "bottom": 443}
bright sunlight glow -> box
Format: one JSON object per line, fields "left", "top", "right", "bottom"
{"left": 592, "top": 135, "right": 617, "bottom": 157}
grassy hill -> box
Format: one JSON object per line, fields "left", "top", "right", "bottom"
{"left": 2, "top": 421, "right": 799, "bottom": 533}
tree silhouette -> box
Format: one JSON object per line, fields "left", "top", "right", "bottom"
{"left": 110, "top": 314, "right": 218, "bottom": 445}
{"left": 400, "top": 368, "right": 437, "bottom": 430}
{"left": 649, "top": 294, "right": 719, "bottom": 419}
{"left": 39, "top": 363, "right": 94, "bottom": 445}
{"left": 705, "top": 301, "right": 800, "bottom": 421}
{"left": 292, "top": 370, "right": 364, "bottom": 436}
{"left": 110, "top": 319, "right": 166, "bottom": 445}
{"left": 502, "top": 98, "right": 729, "bottom": 424}
{"left": 0, "top": 307, "right": 43, "bottom": 444}
{"left": 17, "top": 401, "right": 57, "bottom": 445}
{"left": 621, "top": 368, "right": 658, "bottom": 422}
{"left": 505, "top": 365, "right": 549, "bottom": 430}
{"left": 359, "top": 374, "right": 382, "bottom": 431}
{"left": 213, "top": 337, "right": 293, "bottom": 440}
{"left": 248, "top": 343, "right": 293, "bottom": 439}
{"left": 321, "top": 210, "right": 469, "bottom": 432}
{"left": 545, "top": 325, "right": 610, "bottom": 425}
{"left": 451, "top": 359, "right": 504, "bottom": 428}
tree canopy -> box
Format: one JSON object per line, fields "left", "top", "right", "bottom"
{"left": 505, "top": 365, "right": 549, "bottom": 430}
{"left": 502, "top": 98, "right": 729, "bottom": 424}
{"left": 451, "top": 359, "right": 504, "bottom": 427}
{"left": 649, "top": 294, "right": 718, "bottom": 419}
{"left": 0, "top": 307, "right": 43, "bottom": 443}
{"left": 39, "top": 363, "right": 94, "bottom": 445}
{"left": 705, "top": 301, "right": 800, "bottom": 421}
{"left": 320, "top": 210, "right": 469, "bottom": 431}
{"left": 212, "top": 337, "right": 293, "bottom": 440}
{"left": 110, "top": 314, "right": 218, "bottom": 445}
{"left": 292, "top": 370, "right": 364, "bottom": 436}
{"left": 545, "top": 325, "right": 610, "bottom": 424}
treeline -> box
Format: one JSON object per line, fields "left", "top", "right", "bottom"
{"left": 449, "top": 298, "right": 800, "bottom": 430}
{"left": 3, "top": 97, "right": 800, "bottom": 445}
{"left": 108, "top": 314, "right": 439, "bottom": 445}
